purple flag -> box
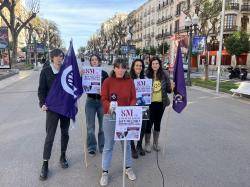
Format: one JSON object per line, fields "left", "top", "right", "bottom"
{"left": 45, "top": 41, "right": 83, "bottom": 121}
{"left": 172, "top": 42, "right": 187, "bottom": 113}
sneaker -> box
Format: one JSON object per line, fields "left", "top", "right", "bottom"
{"left": 125, "top": 168, "right": 136, "bottom": 181}
{"left": 89, "top": 151, "right": 96, "bottom": 157}
{"left": 100, "top": 172, "right": 108, "bottom": 186}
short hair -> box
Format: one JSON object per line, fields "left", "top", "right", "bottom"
{"left": 50, "top": 49, "right": 64, "bottom": 60}
{"left": 110, "top": 58, "right": 130, "bottom": 79}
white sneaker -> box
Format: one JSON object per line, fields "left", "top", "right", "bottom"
{"left": 125, "top": 168, "right": 136, "bottom": 181}
{"left": 100, "top": 172, "right": 108, "bottom": 186}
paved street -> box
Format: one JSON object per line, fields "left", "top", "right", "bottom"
{"left": 0, "top": 65, "right": 250, "bottom": 187}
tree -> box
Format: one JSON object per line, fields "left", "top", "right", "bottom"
{"left": 126, "top": 11, "right": 136, "bottom": 45}
{"left": 135, "top": 48, "right": 142, "bottom": 56}
{"left": 77, "top": 46, "right": 86, "bottom": 57}
{"left": 35, "top": 19, "right": 63, "bottom": 50}
{"left": 0, "top": 0, "right": 39, "bottom": 64}
{"left": 157, "top": 42, "right": 170, "bottom": 55}
{"left": 225, "top": 31, "right": 250, "bottom": 56}
{"left": 149, "top": 46, "right": 157, "bottom": 55}
{"left": 190, "top": 0, "right": 222, "bottom": 80}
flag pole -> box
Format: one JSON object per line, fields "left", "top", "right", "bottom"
{"left": 78, "top": 98, "right": 88, "bottom": 168}
{"left": 216, "top": 0, "right": 226, "bottom": 93}
{"left": 123, "top": 140, "right": 127, "bottom": 187}
{"left": 163, "top": 105, "right": 172, "bottom": 156}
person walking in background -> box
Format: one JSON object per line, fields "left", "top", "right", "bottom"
{"left": 83, "top": 54, "right": 108, "bottom": 156}
{"left": 145, "top": 57, "right": 172, "bottom": 152}
{"left": 38, "top": 49, "right": 69, "bottom": 181}
{"left": 99, "top": 58, "right": 137, "bottom": 186}
{"left": 129, "top": 59, "right": 147, "bottom": 159}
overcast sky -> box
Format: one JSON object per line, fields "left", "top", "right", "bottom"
{"left": 39, "top": 0, "right": 145, "bottom": 50}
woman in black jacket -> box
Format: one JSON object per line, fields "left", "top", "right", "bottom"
{"left": 145, "top": 56, "right": 172, "bottom": 152}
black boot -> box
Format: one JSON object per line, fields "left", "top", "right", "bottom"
{"left": 60, "top": 152, "right": 69, "bottom": 169}
{"left": 39, "top": 161, "right": 48, "bottom": 181}
{"left": 136, "top": 143, "right": 145, "bottom": 156}
{"left": 131, "top": 141, "right": 138, "bottom": 159}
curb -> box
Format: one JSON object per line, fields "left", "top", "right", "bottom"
{"left": 0, "top": 69, "right": 19, "bottom": 81}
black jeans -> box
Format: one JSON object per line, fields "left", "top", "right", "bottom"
{"left": 145, "top": 102, "right": 164, "bottom": 133}
{"left": 131, "top": 120, "right": 147, "bottom": 148}
{"left": 43, "top": 110, "right": 70, "bottom": 160}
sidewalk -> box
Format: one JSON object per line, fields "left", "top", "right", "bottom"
{"left": 0, "top": 70, "right": 34, "bottom": 90}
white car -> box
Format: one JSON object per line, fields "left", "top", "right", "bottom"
{"left": 183, "top": 60, "right": 188, "bottom": 72}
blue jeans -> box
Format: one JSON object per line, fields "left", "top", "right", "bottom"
{"left": 85, "top": 97, "right": 104, "bottom": 153}
{"left": 102, "top": 114, "right": 132, "bottom": 171}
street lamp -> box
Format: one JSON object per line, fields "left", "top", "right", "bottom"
{"left": 185, "top": 14, "right": 199, "bottom": 86}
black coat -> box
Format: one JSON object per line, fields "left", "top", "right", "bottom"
{"left": 38, "top": 65, "right": 57, "bottom": 108}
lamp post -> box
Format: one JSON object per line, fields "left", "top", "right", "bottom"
{"left": 184, "top": 14, "right": 199, "bottom": 86}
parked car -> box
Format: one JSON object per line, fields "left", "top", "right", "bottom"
{"left": 183, "top": 60, "right": 188, "bottom": 72}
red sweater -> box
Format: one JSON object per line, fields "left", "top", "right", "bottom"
{"left": 101, "top": 77, "right": 137, "bottom": 114}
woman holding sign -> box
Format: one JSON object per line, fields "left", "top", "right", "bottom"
{"left": 84, "top": 54, "right": 108, "bottom": 156}
{"left": 100, "top": 58, "right": 137, "bottom": 186}
{"left": 129, "top": 59, "right": 147, "bottom": 158}
{"left": 145, "top": 57, "right": 172, "bottom": 152}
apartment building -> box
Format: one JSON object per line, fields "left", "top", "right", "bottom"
{"left": 131, "top": 0, "right": 250, "bottom": 67}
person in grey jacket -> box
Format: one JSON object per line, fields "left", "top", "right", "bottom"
{"left": 145, "top": 56, "right": 173, "bottom": 152}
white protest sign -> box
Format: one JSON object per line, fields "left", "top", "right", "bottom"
{"left": 82, "top": 67, "right": 102, "bottom": 94}
{"left": 134, "top": 79, "right": 152, "bottom": 105}
{"left": 114, "top": 106, "right": 142, "bottom": 141}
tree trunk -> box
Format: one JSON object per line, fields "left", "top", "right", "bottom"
{"left": 11, "top": 33, "right": 18, "bottom": 65}
{"left": 204, "top": 40, "right": 209, "bottom": 81}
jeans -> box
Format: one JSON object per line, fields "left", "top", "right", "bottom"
{"left": 43, "top": 110, "right": 70, "bottom": 160}
{"left": 102, "top": 115, "right": 132, "bottom": 171}
{"left": 85, "top": 97, "right": 104, "bottom": 153}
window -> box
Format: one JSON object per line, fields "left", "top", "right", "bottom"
{"left": 176, "top": 3, "right": 181, "bottom": 16}
{"left": 175, "top": 20, "right": 179, "bottom": 32}
{"left": 224, "top": 14, "right": 237, "bottom": 29}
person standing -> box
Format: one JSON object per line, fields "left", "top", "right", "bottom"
{"left": 129, "top": 59, "right": 147, "bottom": 158}
{"left": 38, "top": 49, "right": 69, "bottom": 181}
{"left": 100, "top": 58, "right": 137, "bottom": 186}
{"left": 145, "top": 57, "right": 172, "bottom": 152}
{"left": 84, "top": 54, "right": 108, "bottom": 156}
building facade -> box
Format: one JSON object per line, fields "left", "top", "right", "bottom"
{"left": 131, "top": 0, "right": 250, "bottom": 67}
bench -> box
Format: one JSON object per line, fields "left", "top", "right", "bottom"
{"left": 230, "top": 82, "right": 250, "bottom": 96}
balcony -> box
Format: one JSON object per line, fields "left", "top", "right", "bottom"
{"left": 151, "top": 32, "right": 155, "bottom": 37}
{"left": 163, "top": 32, "right": 171, "bottom": 38}
{"left": 226, "top": 3, "right": 239, "bottom": 11}
{"left": 224, "top": 25, "right": 238, "bottom": 32}
{"left": 241, "top": 5, "right": 250, "bottom": 12}
{"left": 174, "top": 26, "right": 187, "bottom": 34}
{"left": 156, "top": 34, "right": 163, "bottom": 40}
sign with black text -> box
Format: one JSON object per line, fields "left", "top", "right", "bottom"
{"left": 82, "top": 67, "right": 102, "bottom": 94}
{"left": 114, "top": 106, "right": 142, "bottom": 141}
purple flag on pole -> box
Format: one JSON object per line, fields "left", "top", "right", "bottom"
{"left": 172, "top": 42, "right": 187, "bottom": 113}
{"left": 45, "top": 41, "right": 83, "bottom": 121}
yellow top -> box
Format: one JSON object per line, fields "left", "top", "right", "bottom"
{"left": 152, "top": 80, "right": 162, "bottom": 102}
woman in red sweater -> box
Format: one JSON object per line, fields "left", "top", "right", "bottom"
{"left": 100, "top": 58, "right": 137, "bottom": 186}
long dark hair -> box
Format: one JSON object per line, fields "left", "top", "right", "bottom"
{"left": 146, "top": 56, "right": 165, "bottom": 80}
{"left": 89, "top": 54, "right": 101, "bottom": 66}
{"left": 110, "top": 58, "right": 130, "bottom": 79}
{"left": 130, "top": 59, "right": 145, "bottom": 79}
